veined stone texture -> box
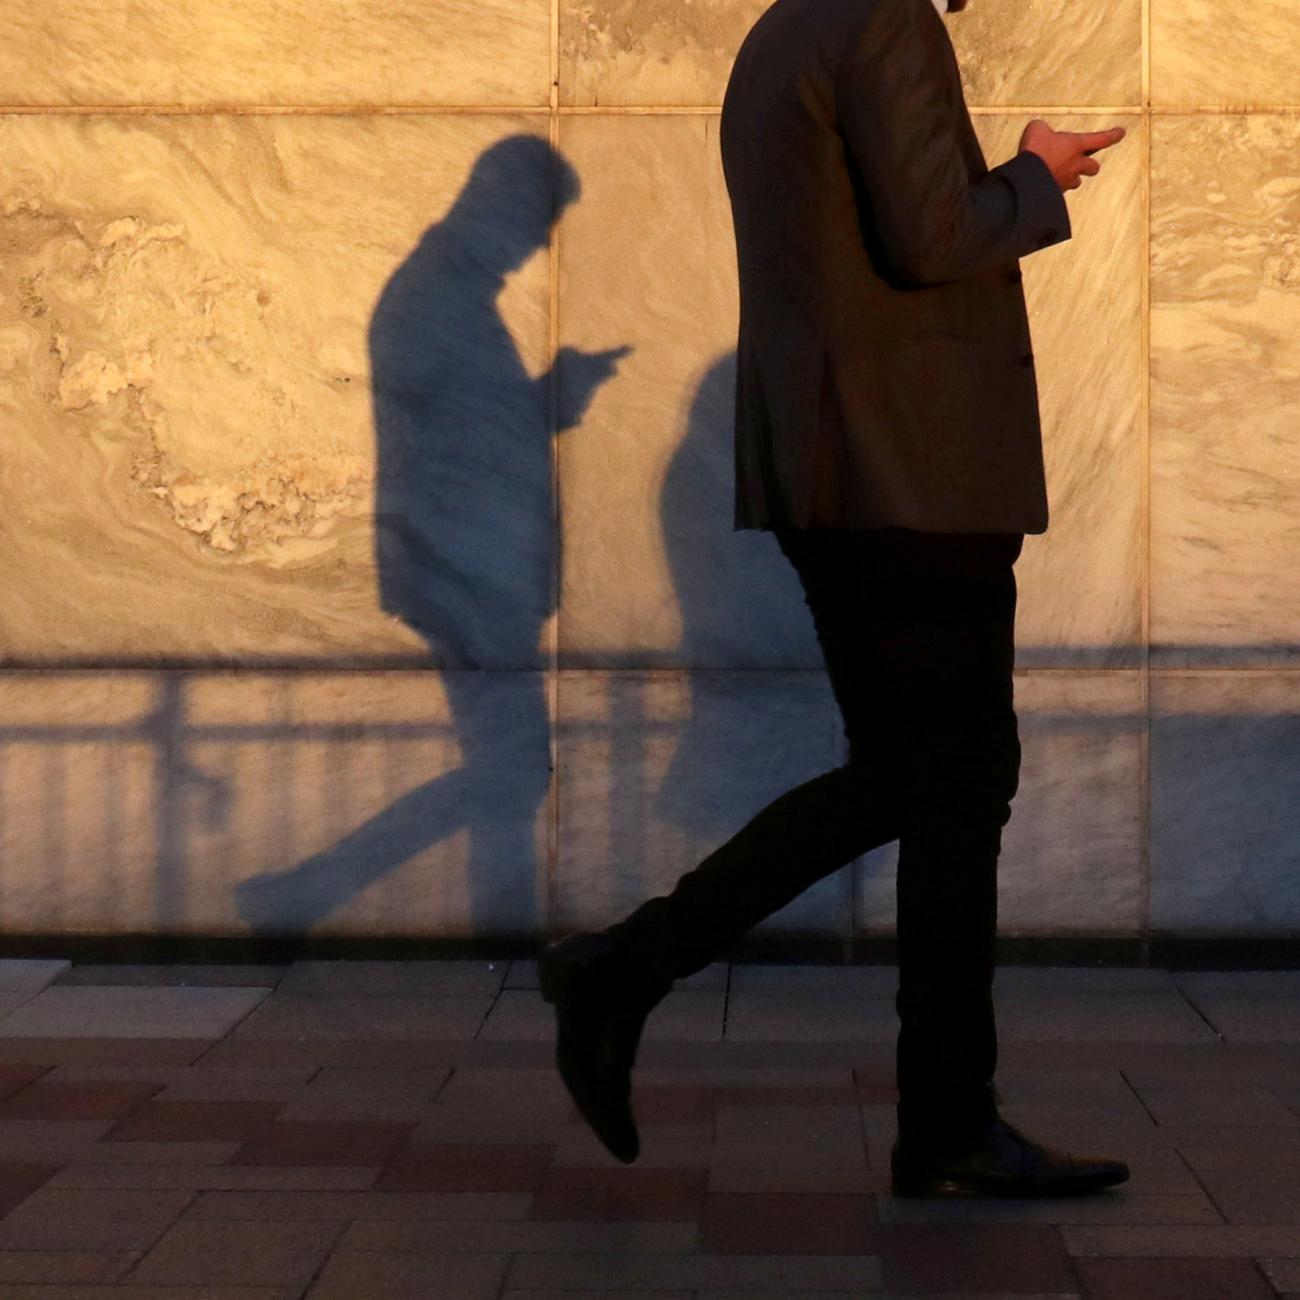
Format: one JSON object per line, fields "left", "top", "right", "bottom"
{"left": 1150, "top": 0, "right": 1300, "bottom": 107}
{"left": 560, "top": 0, "right": 769, "bottom": 107}
{"left": 0, "top": 114, "right": 555, "bottom": 666}
{"left": 556, "top": 111, "right": 1144, "bottom": 668}
{"left": 0, "top": 0, "right": 1297, "bottom": 940}
{"left": 559, "top": 0, "right": 1142, "bottom": 108}
{"left": 1150, "top": 113, "right": 1300, "bottom": 665}
{"left": 0, "top": 0, "right": 552, "bottom": 106}
{"left": 976, "top": 112, "right": 1144, "bottom": 668}
{"left": 948, "top": 0, "right": 1141, "bottom": 109}
{"left": 556, "top": 113, "right": 821, "bottom": 669}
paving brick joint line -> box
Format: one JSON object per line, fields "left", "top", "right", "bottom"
{"left": 0, "top": 959, "right": 1296, "bottom": 1298}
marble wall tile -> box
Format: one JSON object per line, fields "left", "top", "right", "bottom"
{"left": 1, "top": 1, "right": 551, "bottom": 107}
{"left": 0, "top": 671, "right": 551, "bottom": 936}
{"left": 0, "top": 114, "right": 556, "bottom": 667}
{"left": 555, "top": 113, "right": 821, "bottom": 669}
{"left": 1150, "top": 673, "right": 1300, "bottom": 932}
{"left": 855, "top": 672, "right": 1143, "bottom": 934}
{"left": 555, "top": 670, "right": 850, "bottom": 937}
{"left": 557, "top": 111, "right": 1142, "bottom": 669}
{"left": 559, "top": 0, "right": 1141, "bottom": 109}
{"left": 948, "top": 0, "right": 1142, "bottom": 109}
{"left": 1151, "top": 0, "right": 1300, "bottom": 108}
{"left": 1150, "top": 114, "right": 1300, "bottom": 667}
{"left": 559, "top": 0, "right": 767, "bottom": 107}
{"left": 0, "top": 674, "right": 158, "bottom": 932}
{"left": 971, "top": 113, "right": 1145, "bottom": 668}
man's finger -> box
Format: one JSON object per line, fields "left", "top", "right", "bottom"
{"left": 1078, "top": 126, "right": 1126, "bottom": 150}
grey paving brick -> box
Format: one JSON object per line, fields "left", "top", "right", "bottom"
{"left": 339, "top": 1218, "right": 697, "bottom": 1254}
{"left": 307, "top": 1250, "right": 509, "bottom": 1300}
{"left": 0, "top": 1288, "right": 302, "bottom": 1299}
{"left": 724, "top": 966, "right": 898, "bottom": 1043}
{"left": 229, "top": 995, "right": 492, "bottom": 1040}
{"left": 48, "top": 1163, "right": 380, "bottom": 1191}
{"left": 0, "top": 1120, "right": 112, "bottom": 1163}
{"left": 40, "top": 1064, "right": 315, "bottom": 1100}
{"left": 877, "top": 1192, "right": 1221, "bottom": 1225}
{"left": 57, "top": 963, "right": 287, "bottom": 988}
{"left": 1174, "top": 972, "right": 1300, "bottom": 1042}
{"left": 188, "top": 1189, "right": 532, "bottom": 1219}
{"left": 154, "top": 1067, "right": 319, "bottom": 1101}
{"left": 995, "top": 990, "right": 1217, "bottom": 1043}
{"left": 478, "top": 989, "right": 725, "bottom": 1043}
{"left": 0, "top": 987, "right": 268, "bottom": 1039}
{"left": 0, "top": 960, "right": 71, "bottom": 992}
{"left": 504, "top": 1291, "right": 692, "bottom": 1300}
{"left": 1062, "top": 1223, "right": 1300, "bottom": 1256}
{"left": 276, "top": 959, "right": 505, "bottom": 998}
{"left": 0, "top": 1186, "right": 193, "bottom": 1251}
{"left": 1134, "top": 1085, "right": 1299, "bottom": 1126}
{"left": 505, "top": 1252, "right": 884, "bottom": 1292}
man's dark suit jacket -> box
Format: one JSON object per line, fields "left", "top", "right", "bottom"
{"left": 720, "top": 0, "right": 1073, "bottom": 534}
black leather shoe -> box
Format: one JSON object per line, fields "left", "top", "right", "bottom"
{"left": 890, "top": 1115, "right": 1130, "bottom": 1198}
{"left": 538, "top": 930, "right": 669, "bottom": 1165}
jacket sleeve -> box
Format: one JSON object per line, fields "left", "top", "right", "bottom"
{"left": 834, "top": 0, "right": 1072, "bottom": 288}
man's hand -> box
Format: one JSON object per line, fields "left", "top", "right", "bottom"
{"left": 555, "top": 344, "right": 634, "bottom": 431}
{"left": 1019, "top": 121, "right": 1126, "bottom": 193}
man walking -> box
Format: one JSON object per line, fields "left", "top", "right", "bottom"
{"left": 541, "top": 0, "right": 1130, "bottom": 1198}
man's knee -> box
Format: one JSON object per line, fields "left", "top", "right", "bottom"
{"left": 895, "top": 712, "right": 1022, "bottom": 831}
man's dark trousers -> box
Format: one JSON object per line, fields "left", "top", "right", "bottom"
{"left": 608, "top": 524, "right": 1026, "bottom": 1145}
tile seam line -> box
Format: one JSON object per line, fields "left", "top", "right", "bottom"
{"left": 546, "top": 0, "right": 560, "bottom": 938}
{"left": 1138, "top": 0, "right": 1153, "bottom": 962}
{"left": 5, "top": 104, "right": 1300, "bottom": 113}
{"left": 2, "top": 665, "right": 1299, "bottom": 675}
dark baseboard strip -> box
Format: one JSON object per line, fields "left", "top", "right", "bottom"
{"left": 0, "top": 930, "right": 1295, "bottom": 969}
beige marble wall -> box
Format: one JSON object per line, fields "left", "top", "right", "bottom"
{"left": 0, "top": 0, "right": 1295, "bottom": 940}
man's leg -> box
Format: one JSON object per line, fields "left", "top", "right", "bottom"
{"left": 861, "top": 528, "right": 1024, "bottom": 1148}
{"left": 607, "top": 524, "right": 904, "bottom": 993}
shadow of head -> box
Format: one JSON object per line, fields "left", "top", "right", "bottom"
{"left": 435, "top": 133, "right": 581, "bottom": 275}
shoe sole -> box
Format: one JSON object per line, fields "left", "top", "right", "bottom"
{"left": 891, "top": 1171, "right": 1129, "bottom": 1199}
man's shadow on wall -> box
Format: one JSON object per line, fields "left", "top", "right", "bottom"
{"left": 235, "top": 135, "right": 631, "bottom": 938}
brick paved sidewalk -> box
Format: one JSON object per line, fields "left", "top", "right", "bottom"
{"left": 0, "top": 958, "right": 1295, "bottom": 1298}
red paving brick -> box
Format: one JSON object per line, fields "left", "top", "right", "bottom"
{"left": 700, "top": 1192, "right": 877, "bottom": 1254}
{"left": 0, "top": 1065, "right": 51, "bottom": 1103}
{"left": 0, "top": 1163, "right": 61, "bottom": 1217}
{"left": 529, "top": 1165, "right": 708, "bottom": 1221}
{"left": 1077, "top": 1255, "right": 1277, "bottom": 1300}
{"left": 104, "top": 1098, "right": 284, "bottom": 1143}
{"left": 0, "top": 1039, "right": 204, "bottom": 1065}
{"left": 0, "top": 1079, "right": 162, "bottom": 1121}
{"left": 0, "top": 1248, "right": 135, "bottom": 1284}
{"left": 876, "top": 1222, "right": 1079, "bottom": 1294}
{"left": 231, "top": 1119, "right": 414, "bottom": 1166}
{"left": 374, "top": 1142, "right": 554, "bottom": 1193}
